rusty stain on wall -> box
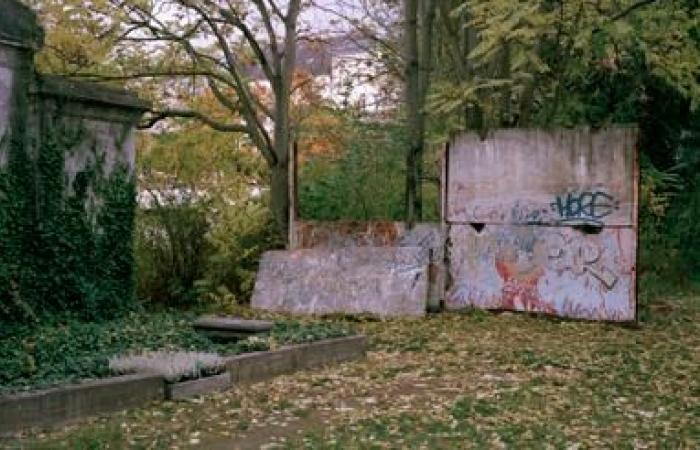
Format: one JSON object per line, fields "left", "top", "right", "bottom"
{"left": 290, "top": 220, "right": 405, "bottom": 249}
{"left": 445, "top": 127, "right": 638, "bottom": 321}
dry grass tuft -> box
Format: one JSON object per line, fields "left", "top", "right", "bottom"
{"left": 109, "top": 351, "right": 225, "bottom": 382}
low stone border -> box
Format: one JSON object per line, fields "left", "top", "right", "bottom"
{"left": 0, "top": 373, "right": 164, "bottom": 435}
{"left": 165, "top": 372, "right": 231, "bottom": 401}
{"left": 0, "top": 335, "right": 367, "bottom": 435}
{"left": 227, "top": 335, "right": 367, "bottom": 383}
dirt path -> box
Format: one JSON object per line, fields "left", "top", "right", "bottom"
{"left": 202, "top": 357, "right": 473, "bottom": 449}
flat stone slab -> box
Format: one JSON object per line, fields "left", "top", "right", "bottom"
{"left": 251, "top": 246, "right": 428, "bottom": 317}
{"left": 193, "top": 316, "right": 273, "bottom": 332}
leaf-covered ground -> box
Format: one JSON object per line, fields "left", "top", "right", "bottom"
{"left": 7, "top": 295, "right": 699, "bottom": 449}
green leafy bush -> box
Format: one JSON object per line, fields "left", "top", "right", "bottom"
{"left": 134, "top": 196, "right": 280, "bottom": 307}
{"left": 135, "top": 203, "right": 212, "bottom": 306}
{"left": 202, "top": 199, "right": 281, "bottom": 305}
{"left": 298, "top": 118, "right": 409, "bottom": 221}
{"left": 135, "top": 126, "right": 278, "bottom": 307}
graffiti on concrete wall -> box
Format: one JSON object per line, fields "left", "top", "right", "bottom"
{"left": 550, "top": 190, "right": 619, "bottom": 225}
{"left": 252, "top": 246, "right": 429, "bottom": 317}
{"left": 445, "top": 127, "right": 638, "bottom": 321}
{"left": 446, "top": 128, "right": 637, "bottom": 227}
{"left": 450, "top": 189, "right": 620, "bottom": 226}
{"left": 446, "top": 224, "right": 635, "bottom": 320}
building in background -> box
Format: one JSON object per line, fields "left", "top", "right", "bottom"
{"left": 248, "top": 33, "right": 400, "bottom": 118}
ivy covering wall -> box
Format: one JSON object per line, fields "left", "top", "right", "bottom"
{"left": 0, "top": 107, "right": 137, "bottom": 327}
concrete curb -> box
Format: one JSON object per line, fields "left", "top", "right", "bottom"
{"left": 165, "top": 372, "right": 231, "bottom": 401}
{"left": 227, "top": 335, "right": 367, "bottom": 384}
{"left": 0, "top": 373, "right": 164, "bottom": 435}
{"left": 0, "top": 335, "right": 367, "bottom": 434}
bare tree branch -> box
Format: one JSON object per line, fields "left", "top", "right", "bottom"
{"left": 139, "top": 108, "right": 248, "bottom": 132}
{"left": 218, "top": 7, "right": 276, "bottom": 81}
{"left": 252, "top": 0, "right": 280, "bottom": 66}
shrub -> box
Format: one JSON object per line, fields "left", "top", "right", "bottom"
{"left": 298, "top": 118, "right": 409, "bottom": 221}
{"left": 135, "top": 201, "right": 211, "bottom": 306}
{"left": 202, "top": 198, "right": 281, "bottom": 305}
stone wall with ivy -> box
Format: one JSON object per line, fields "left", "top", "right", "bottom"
{"left": 0, "top": 0, "right": 148, "bottom": 325}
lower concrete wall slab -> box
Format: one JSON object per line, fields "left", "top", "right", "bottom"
{"left": 445, "top": 224, "right": 636, "bottom": 320}
{"left": 252, "top": 247, "right": 428, "bottom": 317}
{"left": 0, "top": 373, "right": 164, "bottom": 434}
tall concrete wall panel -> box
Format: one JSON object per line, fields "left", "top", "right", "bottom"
{"left": 445, "top": 127, "right": 638, "bottom": 321}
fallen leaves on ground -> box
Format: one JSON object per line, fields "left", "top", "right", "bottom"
{"left": 7, "top": 296, "right": 699, "bottom": 449}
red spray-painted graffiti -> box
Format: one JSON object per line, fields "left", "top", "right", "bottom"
{"left": 494, "top": 246, "right": 555, "bottom": 314}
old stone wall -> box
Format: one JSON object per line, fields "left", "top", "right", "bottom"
{"left": 0, "top": 46, "right": 14, "bottom": 161}
{"left": 0, "top": 0, "right": 148, "bottom": 322}
{"left": 32, "top": 75, "right": 146, "bottom": 195}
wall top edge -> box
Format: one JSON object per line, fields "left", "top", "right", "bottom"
{"left": 35, "top": 75, "right": 152, "bottom": 112}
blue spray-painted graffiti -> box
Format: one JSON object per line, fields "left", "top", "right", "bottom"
{"left": 550, "top": 191, "right": 618, "bottom": 225}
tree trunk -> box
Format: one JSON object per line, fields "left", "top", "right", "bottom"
{"left": 269, "top": 158, "right": 289, "bottom": 244}
{"left": 404, "top": 0, "right": 421, "bottom": 227}
{"left": 404, "top": 0, "right": 435, "bottom": 227}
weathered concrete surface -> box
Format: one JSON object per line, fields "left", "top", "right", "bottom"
{"left": 38, "top": 75, "right": 151, "bottom": 111}
{"left": 34, "top": 75, "right": 150, "bottom": 192}
{"left": 447, "top": 127, "right": 637, "bottom": 226}
{"left": 292, "top": 335, "right": 367, "bottom": 370}
{"left": 165, "top": 373, "right": 231, "bottom": 401}
{"left": 252, "top": 246, "right": 428, "bottom": 317}
{"left": 227, "top": 347, "right": 298, "bottom": 383}
{"left": 227, "top": 336, "right": 367, "bottom": 384}
{"left": 446, "top": 224, "right": 636, "bottom": 321}
{"left": 0, "top": 0, "right": 42, "bottom": 167}
{"left": 445, "top": 127, "right": 638, "bottom": 321}
{"left": 0, "top": 374, "right": 164, "bottom": 434}
{"left": 290, "top": 221, "right": 445, "bottom": 311}
{"left": 291, "top": 220, "right": 406, "bottom": 248}
{"left": 0, "top": 0, "right": 44, "bottom": 49}
{"left": 291, "top": 221, "right": 443, "bottom": 258}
